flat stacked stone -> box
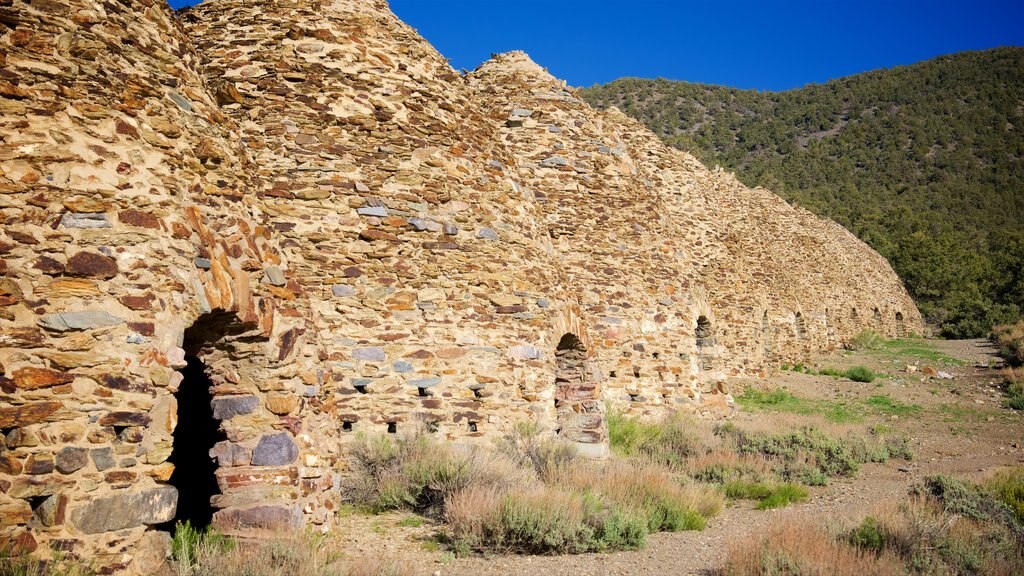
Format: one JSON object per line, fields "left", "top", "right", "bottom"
{"left": 0, "top": 1, "right": 923, "bottom": 572}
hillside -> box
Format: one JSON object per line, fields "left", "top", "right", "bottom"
{"left": 582, "top": 47, "right": 1024, "bottom": 337}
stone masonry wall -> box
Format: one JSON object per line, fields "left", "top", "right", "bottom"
{"left": 0, "top": 0, "right": 923, "bottom": 572}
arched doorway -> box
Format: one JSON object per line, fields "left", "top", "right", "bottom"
{"left": 762, "top": 310, "right": 773, "bottom": 360}
{"left": 160, "top": 311, "right": 244, "bottom": 530}
{"left": 163, "top": 354, "right": 222, "bottom": 529}
{"left": 895, "top": 312, "right": 906, "bottom": 338}
{"left": 695, "top": 315, "right": 715, "bottom": 370}
{"left": 554, "top": 333, "right": 606, "bottom": 452}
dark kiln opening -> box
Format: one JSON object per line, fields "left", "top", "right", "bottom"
{"left": 160, "top": 312, "right": 238, "bottom": 530}
{"left": 162, "top": 355, "right": 222, "bottom": 529}
{"left": 554, "top": 333, "right": 604, "bottom": 445}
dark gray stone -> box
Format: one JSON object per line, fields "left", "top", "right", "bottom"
{"left": 210, "top": 441, "right": 252, "bottom": 467}
{"left": 408, "top": 217, "right": 440, "bottom": 232}
{"left": 194, "top": 257, "right": 212, "bottom": 269}
{"left": 212, "top": 505, "right": 302, "bottom": 532}
{"left": 251, "top": 433, "right": 298, "bottom": 466}
{"left": 476, "top": 228, "right": 499, "bottom": 241}
{"left": 167, "top": 90, "right": 193, "bottom": 113}
{"left": 90, "top": 447, "right": 116, "bottom": 471}
{"left": 262, "top": 266, "right": 287, "bottom": 286}
{"left": 507, "top": 344, "right": 542, "bottom": 360}
{"left": 212, "top": 396, "right": 259, "bottom": 420}
{"left": 540, "top": 156, "right": 569, "bottom": 167}
{"left": 356, "top": 206, "right": 388, "bottom": 218}
{"left": 60, "top": 213, "right": 110, "bottom": 229}
{"left": 408, "top": 377, "right": 441, "bottom": 388}
{"left": 55, "top": 447, "right": 88, "bottom": 474}
{"left": 71, "top": 486, "right": 178, "bottom": 534}
{"left": 331, "top": 284, "right": 356, "bottom": 297}
{"left": 393, "top": 361, "right": 414, "bottom": 373}
{"left": 38, "top": 311, "right": 125, "bottom": 332}
{"left": 35, "top": 494, "right": 67, "bottom": 527}
{"left": 352, "top": 347, "right": 385, "bottom": 362}
{"left": 351, "top": 378, "right": 373, "bottom": 389}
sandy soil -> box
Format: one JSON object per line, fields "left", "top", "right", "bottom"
{"left": 338, "top": 339, "right": 1023, "bottom": 576}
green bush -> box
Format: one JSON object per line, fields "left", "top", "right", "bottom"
{"left": 983, "top": 467, "right": 1024, "bottom": 525}
{"left": 844, "top": 366, "right": 877, "bottom": 383}
{"left": 848, "top": 516, "right": 886, "bottom": 553}
{"left": 849, "top": 330, "right": 885, "bottom": 351}
{"left": 606, "top": 412, "right": 704, "bottom": 468}
{"left": 723, "top": 480, "right": 808, "bottom": 509}
{"left": 469, "top": 488, "right": 648, "bottom": 554}
{"left": 171, "top": 520, "right": 235, "bottom": 574}
{"left": 730, "top": 427, "right": 863, "bottom": 480}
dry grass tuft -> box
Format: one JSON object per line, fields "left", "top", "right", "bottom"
{"left": 170, "top": 531, "right": 414, "bottom": 576}
{"left": 992, "top": 320, "right": 1024, "bottom": 365}
{"left": 718, "top": 517, "right": 905, "bottom": 576}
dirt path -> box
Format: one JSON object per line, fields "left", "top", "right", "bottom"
{"left": 339, "top": 339, "right": 1023, "bottom": 576}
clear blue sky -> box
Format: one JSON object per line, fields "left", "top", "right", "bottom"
{"left": 169, "top": 0, "right": 1024, "bottom": 91}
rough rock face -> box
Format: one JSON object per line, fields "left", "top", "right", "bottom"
{"left": 0, "top": 0, "right": 921, "bottom": 571}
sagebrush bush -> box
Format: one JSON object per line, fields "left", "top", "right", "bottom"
{"left": 1002, "top": 367, "right": 1024, "bottom": 410}
{"left": 844, "top": 365, "right": 877, "bottom": 383}
{"left": 984, "top": 466, "right": 1024, "bottom": 524}
{"left": 844, "top": 480, "right": 1024, "bottom": 575}
{"left": 170, "top": 531, "right": 413, "bottom": 576}
{"left": 172, "top": 520, "right": 235, "bottom": 574}
{"left": 992, "top": 320, "right": 1024, "bottom": 365}
{"left": 347, "top": 429, "right": 719, "bottom": 556}
{"left": 721, "top": 471, "right": 1024, "bottom": 576}
{"left": 849, "top": 329, "right": 885, "bottom": 351}
{"left": 607, "top": 412, "right": 706, "bottom": 468}
{"left": 724, "top": 480, "right": 809, "bottom": 510}
{"left": 718, "top": 520, "right": 905, "bottom": 576}
{"left": 724, "top": 425, "right": 911, "bottom": 485}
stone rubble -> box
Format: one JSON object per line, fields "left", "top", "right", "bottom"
{"left": 0, "top": 0, "right": 922, "bottom": 572}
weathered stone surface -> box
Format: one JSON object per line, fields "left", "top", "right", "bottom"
{"left": 265, "top": 393, "right": 298, "bottom": 415}
{"left": 250, "top": 433, "right": 298, "bottom": 466}
{"left": 98, "top": 412, "right": 152, "bottom": 427}
{"left": 212, "top": 505, "right": 302, "bottom": 534}
{"left": 12, "top": 367, "right": 74, "bottom": 390}
{"left": 0, "top": 0, "right": 922, "bottom": 568}
{"left": 55, "top": 447, "right": 89, "bottom": 474}
{"left": 90, "top": 448, "right": 116, "bottom": 472}
{"left": 0, "top": 402, "right": 63, "bottom": 428}
{"left": 35, "top": 494, "right": 68, "bottom": 527}
{"left": 212, "top": 396, "right": 259, "bottom": 420}
{"left": 60, "top": 213, "right": 111, "bottom": 229}
{"left": 352, "top": 347, "right": 386, "bottom": 362}
{"left": 70, "top": 487, "right": 178, "bottom": 534}
{"left": 331, "top": 284, "right": 355, "bottom": 297}
{"left": 262, "top": 266, "right": 287, "bottom": 286}
{"left": 356, "top": 206, "right": 388, "bottom": 217}
{"left": 65, "top": 252, "right": 119, "bottom": 279}
{"left": 476, "top": 227, "right": 499, "bottom": 240}
{"left": 38, "top": 311, "right": 124, "bottom": 332}
{"left": 1, "top": 497, "right": 34, "bottom": 527}
{"left": 25, "top": 454, "right": 55, "bottom": 475}
{"left": 408, "top": 377, "right": 442, "bottom": 388}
